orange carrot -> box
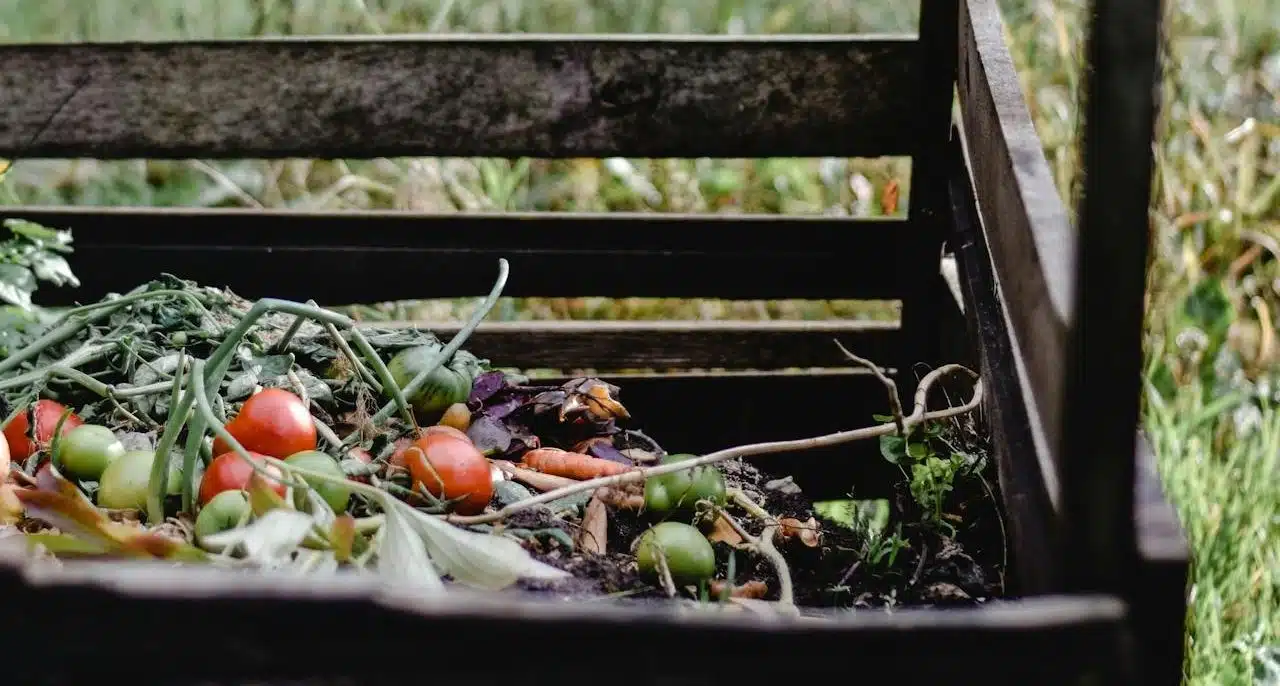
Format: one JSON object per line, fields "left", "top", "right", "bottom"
{"left": 522, "top": 448, "right": 633, "bottom": 480}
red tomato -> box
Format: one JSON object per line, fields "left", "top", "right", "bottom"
{"left": 388, "top": 426, "right": 470, "bottom": 469}
{"left": 199, "top": 451, "right": 287, "bottom": 505}
{"left": 425, "top": 425, "right": 471, "bottom": 443}
{"left": 211, "top": 388, "right": 316, "bottom": 459}
{"left": 404, "top": 433, "right": 493, "bottom": 515}
{"left": 3, "top": 400, "right": 84, "bottom": 462}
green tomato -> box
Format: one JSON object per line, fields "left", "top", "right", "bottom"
{"left": 635, "top": 522, "right": 716, "bottom": 585}
{"left": 284, "top": 450, "right": 351, "bottom": 513}
{"left": 58, "top": 424, "right": 125, "bottom": 482}
{"left": 194, "top": 490, "right": 251, "bottom": 545}
{"left": 97, "top": 450, "right": 182, "bottom": 510}
{"left": 643, "top": 453, "right": 727, "bottom": 518}
{"left": 387, "top": 345, "right": 480, "bottom": 417}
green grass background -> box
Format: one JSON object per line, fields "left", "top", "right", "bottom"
{"left": 1, "top": 0, "right": 1277, "bottom": 682}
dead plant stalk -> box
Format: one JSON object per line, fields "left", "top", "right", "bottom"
{"left": 448, "top": 363, "right": 983, "bottom": 526}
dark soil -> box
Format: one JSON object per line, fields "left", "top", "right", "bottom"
{"left": 509, "top": 421, "right": 1007, "bottom": 610}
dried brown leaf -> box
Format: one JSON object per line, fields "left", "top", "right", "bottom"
{"left": 15, "top": 483, "right": 207, "bottom": 562}
{"left": 583, "top": 380, "right": 630, "bottom": 420}
{"left": 710, "top": 579, "right": 769, "bottom": 599}
{"left": 777, "top": 517, "right": 822, "bottom": 548}
{"left": 881, "top": 179, "right": 900, "bottom": 215}
{"left": 706, "top": 513, "right": 745, "bottom": 546}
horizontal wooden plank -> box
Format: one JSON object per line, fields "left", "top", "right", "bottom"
{"left": 0, "top": 35, "right": 919, "bottom": 159}
{"left": 1, "top": 207, "right": 927, "bottom": 303}
{"left": 958, "top": 0, "right": 1074, "bottom": 487}
{"left": 363, "top": 319, "right": 900, "bottom": 370}
{"left": 2, "top": 547, "right": 1129, "bottom": 683}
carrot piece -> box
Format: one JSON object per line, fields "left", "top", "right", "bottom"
{"left": 522, "top": 448, "right": 633, "bottom": 480}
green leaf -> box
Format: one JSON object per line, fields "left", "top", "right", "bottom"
{"left": 377, "top": 501, "right": 444, "bottom": 592}
{"left": 202, "top": 508, "right": 315, "bottom": 564}
{"left": 4, "top": 218, "right": 71, "bottom": 248}
{"left": 879, "top": 434, "right": 907, "bottom": 464}
{"left": 27, "top": 252, "right": 79, "bottom": 288}
{"left": 0, "top": 264, "right": 36, "bottom": 309}
{"left": 399, "top": 501, "right": 570, "bottom": 590}
{"left": 907, "top": 441, "right": 930, "bottom": 459}
{"left": 814, "top": 499, "right": 858, "bottom": 529}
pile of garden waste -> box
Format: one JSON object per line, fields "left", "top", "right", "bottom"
{"left": 0, "top": 225, "right": 1004, "bottom": 614}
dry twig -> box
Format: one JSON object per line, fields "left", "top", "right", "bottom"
{"left": 834, "top": 339, "right": 905, "bottom": 436}
{"left": 725, "top": 490, "right": 795, "bottom": 610}
{"left": 449, "top": 363, "right": 981, "bottom": 526}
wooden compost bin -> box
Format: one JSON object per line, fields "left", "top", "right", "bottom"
{"left": 0, "top": 0, "right": 1189, "bottom": 684}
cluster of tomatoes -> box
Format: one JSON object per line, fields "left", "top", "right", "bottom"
{"left": 2, "top": 386, "right": 496, "bottom": 541}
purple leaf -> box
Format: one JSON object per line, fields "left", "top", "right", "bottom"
{"left": 583, "top": 441, "right": 632, "bottom": 466}
{"left": 481, "top": 396, "right": 527, "bottom": 421}
{"left": 467, "top": 415, "right": 541, "bottom": 457}
{"left": 469, "top": 371, "right": 509, "bottom": 404}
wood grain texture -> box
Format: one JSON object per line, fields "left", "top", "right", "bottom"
{"left": 364, "top": 319, "right": 901, "bottom": 371}
{"left": 0, "top": 35, "right": 918, "bottom": 159}
{"left": 0, "top": 207, "right": 925, "bottom": 303}
{"left": 958, "top": 0, "right": 1074, "bottom": 487}
{"left": 946, "top": 135, "right": 1062, "bottom": 595}
{"left": 0, "top": 541, "right": 1129, "bottom": 685}
{"left": 895, "top": 0, "right": 959, "bottom": 397}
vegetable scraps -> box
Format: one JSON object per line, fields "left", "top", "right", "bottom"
{"left": 0, "top": 229, "right": 998, "bottom": 612}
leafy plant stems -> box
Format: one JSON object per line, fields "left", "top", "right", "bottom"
{"left": 146, "top": 350, "right": 189, "bottom": 524}
{"left": 0, "top": 288, "right": 205, "bottom": 377}
{"left": 345, "top": 327, "right": 413, "bottom": 423}
{"left": 46, "top": 407, "right": 76, "bottom": 474}
{"left": 272, "top": 305, "right": 311, "bottom": 354}
{"left": 365, "top": 258, "right": 509, "bottom": 426}
{"left": 180, "top": 416, "right": 206, "bottom": 513}
{"left": 0, "top": 341, "right": 115, "bottom": 392}
{"left": 324, "top": 322, "right": 382, "bottom": 392}
{"left": 451, "top": 364, "right": 983, "bottom": 526}
{"left": 201, "top": 298, "right": 414, "bottom": 425}
{"left": 0, "top": 401, "right": 27, "bottom": 432}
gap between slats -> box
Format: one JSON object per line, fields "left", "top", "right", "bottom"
{"left": 358, "top": 319, "right": 900, "bottom": 371}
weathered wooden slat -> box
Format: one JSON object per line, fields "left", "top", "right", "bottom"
{"left": 363, "top": 319, "right": 900, "bottom": 371}
{"left": 895, "top": 0, "right": 959, "bottom": 396}
{"left": 0, "top": 207, "right": 924, "bottom": 303}
{"left": 1, "top": 547, "right": 1128, "bottom": 685}
{"left": 1132, "top": 433, "right": 1190, "bottom": 686}
{"left": 0, "top": 35, "right": 918, "bottom": 159}
{"left": 957, "top": 0, "right": 1074, "bottom": 502}
{"left": 1065, "top": 0, "right": 1170, "bottom": 675}
{"left": 946, "top": 133, "right": 1061, "bottom": 595}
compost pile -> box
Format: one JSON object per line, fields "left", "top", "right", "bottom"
{"left": 0, "top": 270, "right": 1003, "bottom": 615}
